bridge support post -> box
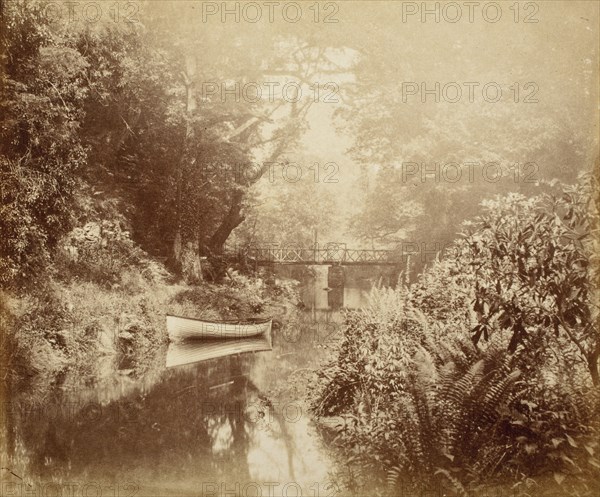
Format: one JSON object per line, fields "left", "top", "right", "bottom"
{"left": 327, "top": 265, "right": 345, "bottom": 309}
{"left": 327, "top": 265, "right": 345, "bottom": 287}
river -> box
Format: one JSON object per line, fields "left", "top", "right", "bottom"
{"left": 1, "top": 266, "right": 395, "bottom": 497}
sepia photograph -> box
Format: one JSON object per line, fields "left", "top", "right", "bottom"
{"left": 1, "top": 1, "right": 599, "bottom": 496}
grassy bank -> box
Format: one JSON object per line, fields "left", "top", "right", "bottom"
{"left": 0, "top": 220, "right": 298, "bottom": 388}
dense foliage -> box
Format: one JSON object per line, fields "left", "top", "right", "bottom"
{"left": 0, "top": 1, "right": 338, "bottom": 286}
{"left": 0, "top": 2, "right": 87, "bottom": 283}
{"left": 314, "top": 175, "right": 600, "bottom": 496}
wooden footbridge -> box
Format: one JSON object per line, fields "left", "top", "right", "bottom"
{"left": 239, "top": 245, "right": 399, "bottom": 266}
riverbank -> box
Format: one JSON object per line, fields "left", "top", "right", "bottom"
{"left": 1, "top": 245, "right": 299, "bottom": 392}
{"left": 0, "top": 262, "right": 343, "bottom": 496}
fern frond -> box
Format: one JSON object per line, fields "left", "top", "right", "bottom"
{"left": 479, "top": 369, "right": 521, "bottom": 425}
{"left": 446, "top": 359, "right": 484, "bottom": 407}
{"left": 434, "top": 468, "right": 469, "bottom": 497}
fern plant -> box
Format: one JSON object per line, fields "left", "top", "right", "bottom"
{"left": 384, "top": 343, "right": 522, "bottom": 493}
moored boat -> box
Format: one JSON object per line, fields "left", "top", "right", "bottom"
{"left": 166, "top": 314, "right": 272, "bottom": 341}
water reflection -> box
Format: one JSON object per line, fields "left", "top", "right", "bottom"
{"left": 295, "top": 265, "right": 394, "bottom": 310}
{"left": 3, "top": 268, "right": 381, "bottom": 496}
{"left": 8, "top": 352, "right": 331, "bottom": 495}
{"left": 166, "top": 333, "right": 272, "bottom": 368}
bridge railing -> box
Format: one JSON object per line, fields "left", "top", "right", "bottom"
{"left": 241, "top": 247, "right": 397, "bottom": 264}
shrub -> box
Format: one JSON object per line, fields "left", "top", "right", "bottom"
{"left": 0, "top": 2, "right": 89, "bottom": 287}
{"left": 56, "top": 220, "right": 163, "bottom": 286}
{"left": 313, "top": 175, "right": 600, "bottom": 496}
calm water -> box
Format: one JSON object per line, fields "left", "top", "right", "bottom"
{"left": 2, "top": 267, "right": 393, "bottom": 496}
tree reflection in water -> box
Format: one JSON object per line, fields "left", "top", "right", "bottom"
{"left": 5, "top": 296, "right": 358, "bottom": 494}
{"left": 10, "top": 351, "right": 304, "bottom": 494}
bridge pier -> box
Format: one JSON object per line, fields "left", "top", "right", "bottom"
{"left": 327, "top": 265, "right": 345, "bottom": 288}
{"left": 327, "top": 265, "right": 345, "bottom": 309}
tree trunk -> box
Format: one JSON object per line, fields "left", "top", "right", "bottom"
{"left": 207, "top": 189, "right": 246, "bottom": 255}
{"left": 180, "top": 242, "right": 202, "bottom": 284}
{"left": 171, "top": 53, "right": 202, "bottom": 282}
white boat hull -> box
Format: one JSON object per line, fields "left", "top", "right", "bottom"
{"left": 166, "top": 315, "right": 271, "bottom": 341}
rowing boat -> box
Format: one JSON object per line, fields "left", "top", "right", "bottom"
{"left": 166, "top": 314, "right": 272, "bottom": 341}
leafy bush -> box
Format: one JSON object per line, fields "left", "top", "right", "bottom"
{"left": 0, "top": 288, "right": 69, "bottom": 381}
{"left": 55, "top": 220, "right": 169, "bottom": 287}
{"left": 461, "top": 175, "right": 599, "bottom": 385}
{"left": 313, "top": 175, "right": 600, "bottom": 496}
{"left": 168, "top": 271, "right": 270, "bottom": 320}
{"left": 0, "top": 2, "right": 89, "bottom": 287}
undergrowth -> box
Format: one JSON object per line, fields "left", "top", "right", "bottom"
{"left": 1, "top": 220, "right": 292, "bottom": 386}
{"left": 313, "top": 178, "right": 600, "bottom": 497}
